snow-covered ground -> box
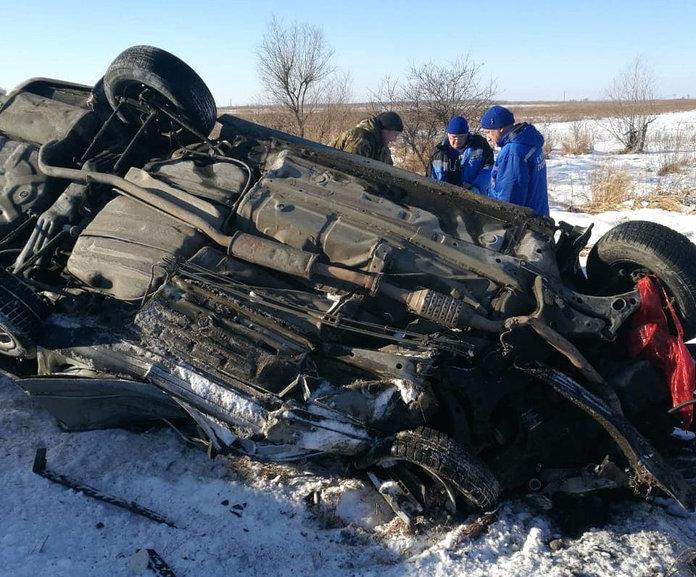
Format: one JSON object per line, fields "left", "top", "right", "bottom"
{"left": 3, "top": 375, "right": 696, "bottom": 577}
{"left": 546, "top": 109, "right": 696, "bottom": 246}
{"left": 3, "top": 110, "right": 696, "bottom": 577}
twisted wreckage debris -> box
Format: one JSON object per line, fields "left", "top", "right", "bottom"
{"left": 2, "top": 45, "right": 696, "bottom": 524}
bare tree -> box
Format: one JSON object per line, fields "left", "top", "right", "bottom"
{"left": 303, "top": 70, "right": 355, "bottom": 144}
{"left": 372, "top": 56, "right": 495, "bottom": 173}
{"left": 605, "top": 56, "right": 657, "bottom": 153}
{"left": 256, "top": 16, "right": 336, "bottom": 137}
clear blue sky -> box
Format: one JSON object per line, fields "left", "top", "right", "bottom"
{"left": 2, "top": 0, "right": 695, "bottom": 105}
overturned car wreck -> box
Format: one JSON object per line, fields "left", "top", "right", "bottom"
{"left": 2, "top": 46, "right": 696, "bottom": 522}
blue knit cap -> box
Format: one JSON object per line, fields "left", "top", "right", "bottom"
{"left": 446, "top": 116, "right": 469, "bottom": 135}
{"left": 480, "top": 105, "right": 515, "bottom": 129}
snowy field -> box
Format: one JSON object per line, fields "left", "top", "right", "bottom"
{"left": 546, "top": 109, "right": 696, "bottom": 246}
{"left": 3, "top": 111, "right": 696, "bottom": 577}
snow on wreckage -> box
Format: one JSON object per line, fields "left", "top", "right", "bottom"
{"left": 1, "top": 45, "right": 696, "bottom": 530}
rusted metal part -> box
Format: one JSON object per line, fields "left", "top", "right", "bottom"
{"left": 314, "top": 262, "right": 378, "bottom": 290}
{"left": 227, "top": 231, "right": 318, "bottom": 279}
{"left": 378, "top": 284, "right": 503, "bottom": 332}
{"left": 226, "top": 239, "right": 502, "bottom": 332}
{"left": 505, "top": 274, "right": 624, "bottom": 411}
{"left": 401, "top": 287, "right": 502, "bottom": 332}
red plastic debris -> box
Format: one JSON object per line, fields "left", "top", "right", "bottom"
{"left": 625, "top": 275, "right": 695, "bottom": 429}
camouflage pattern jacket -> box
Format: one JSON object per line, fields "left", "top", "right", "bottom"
{"left": 333, "top": 117, "right": 393, "bottom": 165}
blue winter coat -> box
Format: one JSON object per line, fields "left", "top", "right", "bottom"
{"left": 427, "top": 134, "right": 493, "bottom": 195}
{"left": 489, "top": 123, "right": 549, "bottom": 216}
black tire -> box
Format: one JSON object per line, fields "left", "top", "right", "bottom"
{"left": 586, "top": 221, "right": 696, "bottom": 340}
{"left": 0, "top": 268, "right": 48, "bottom": 358}
{"left": 359, "top": 427, "right": 500, "bottom": 512}
{"left": 103, "top": 45, "right": 217, "bottom": 136}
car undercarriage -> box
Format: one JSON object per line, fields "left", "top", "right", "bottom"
{"left": 2, "top": 45, "right": 696, "bottom": 524}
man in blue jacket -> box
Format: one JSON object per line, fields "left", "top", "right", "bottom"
{"left": 480, "top": 105, "right": 549, "bottom": 216}
{"left": 427, "top": 116, "right": 493, "bottom": 195}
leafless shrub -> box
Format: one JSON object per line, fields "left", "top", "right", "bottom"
{"left": 605, "top": 56, "right": 657, "bottom": 153}
{"left": 302, "top": 70, "right": 355, "bottom": 144}
{"left": 539, "top": 124, "right": 555, "bottom": 158}
{"left": 256, "top": 16, "right": 337, "bottom": 138}
{"left": 560, "top": 121, "right": 594, "bottom": 155}
{"left": 585, "top": 163, "right": 634, "bottom": 212}
{"left": 371, "top": 55, "right": 495, "bottom": 173}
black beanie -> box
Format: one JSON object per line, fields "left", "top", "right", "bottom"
{"left": 376, "top": 111, "right": 403, "bottom": 132}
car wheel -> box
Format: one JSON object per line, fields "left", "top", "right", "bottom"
{"left": 103, "top": 45, "right": 217, "bottom": 137}
{"left": 0, "top": 268, "right": 48, "bottom": 358}
{"left": 358, "top": 427, "right": 500, "bottom": 513}
{"left": 586, "top": 221, "right": 696, "bottom": 340}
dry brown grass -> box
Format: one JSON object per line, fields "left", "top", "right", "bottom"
{"left": 501, "top": 99, "right": 696, "bottom": 124}
{"left": 648, "top": 171, "right": 696, "bottom": 208}
{"left": 228, "top": 106, "right": 436, "bottom": 174}
{"left": 222, "top": 99, "right": 696, "bottom": 127}
{"left": 560, "top": 121, "right": 594, "bottom": 155}
{"left": 651, "top": 128, "right": 696, "bottom": 176}
{"left": 228, "top": 106, "right": 367, "bottom": 145}
{"left": 640, "top": 193, "right": 687, "bottom": 211}
{"left": 657, "top": 161, "right": 687, "bottom": 176}
{"left": 222, "top": 99, "right": 696, "bottom": 180}
{"left": 585, "top": 163, "right": 634, "bottom": 212}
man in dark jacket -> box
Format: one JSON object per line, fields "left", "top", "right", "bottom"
{"left": 480, "top": 105, "right": 549, "bottom": 216}
{"left": 427, "top": 115, "right": 493, "bottom": 194}
{"left": 333, "top": 111, "right": 403, "bottom": 165}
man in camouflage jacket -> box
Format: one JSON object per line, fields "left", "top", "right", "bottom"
{"left": 333, "top": 111, "right": 403, "bottom": 165}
